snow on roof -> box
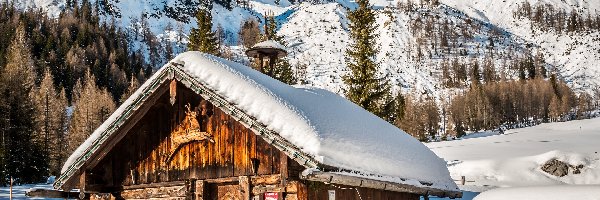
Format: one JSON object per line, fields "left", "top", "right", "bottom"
{"left": 59, "top": 52, "right": 458, "bottom": 193}
{"left": 251, "top": 40, "right": 287, "bottom": 50}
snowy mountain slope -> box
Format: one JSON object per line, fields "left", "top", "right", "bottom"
{"left": 439, "top": 0, "right": 600, "bottom": 93}
{"left": 10, "top": 0, "right": 600, "bottom": 96}
{"left": 3, "top": 0, "right": 63, "bottom": 18}
{"left": 280, "top": 1, "right": 531, "bottom": 96}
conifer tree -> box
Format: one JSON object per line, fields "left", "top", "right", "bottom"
{"left": 33, "top": 70, "right": 69, "bottom": 175}
{"left": 188, "top": 9, "right": 219, "bottom": 55}
{"left": 0, "top": 24, "right": 47, "bottom": 183}
{"left": 344, "top": 0, "right": 390, "bottom": 116}
{"left": 120, "top": 76, "right": 140, "bottom": 104}
{"left": 470, "top": 59, "right": 481, "bottom": 87}
{"left": 68, "top": 71, "right": 116, "bottom": 154}
{"left": 482, "top": 57, "right": 496, "bottom": 83}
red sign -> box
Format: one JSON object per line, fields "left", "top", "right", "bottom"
{"left": 264, "top": 192, "right": 278, "bottom": 200}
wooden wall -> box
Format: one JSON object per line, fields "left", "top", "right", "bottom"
{"left": 306, "top": 182, "right": 419, "bottom": 200}
{"left": 84, "top": 82, "right": 423, "bottom": 200}
{"left": 90, "top": 83, "right": 282, "bottom": 187}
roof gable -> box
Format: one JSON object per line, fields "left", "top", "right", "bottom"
{"left": 56, "top": 52, "right": 459, "bottom": 195}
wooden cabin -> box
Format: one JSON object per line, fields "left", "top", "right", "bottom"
{"left": 30, "top": 52, "right": 461, "bottom": 200}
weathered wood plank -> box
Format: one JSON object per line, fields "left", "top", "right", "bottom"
{"left": 120, "top": 185, "right": 187, "bottom": 199}
{"left": 239, "top": 176, "right": 250, "bottom": 200}
{"left": 280, "top": 151, "right": 288, "bottom": 186}
{"left": 90, "top": 85, "right": 288, "bottom": 189}
{"left": 122, "top": 181, "right": 186, "bottom": 190}
{"left": 284, "top": 181, "right": 302, "bottom": 193}
{"left": 252, "top": 185, "right": 284, "bottom": 194}
{"left": 251, "top": 174, "right": 281, "bottom": 185}
{"left": 26, "top": 188, "right": 90, "bottom": 199}
{"left": 194, "top": 180, "right": 205, "bottom": 200}
{"left": 204, "top": 176, "right": 239, "bottom": 184}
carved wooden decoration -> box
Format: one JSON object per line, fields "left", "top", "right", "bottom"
{"left": 169, "top": 79, "right": 177, "bottom": 105}
{"left": 167, "top": 104, "right": 214, "bottom": 162}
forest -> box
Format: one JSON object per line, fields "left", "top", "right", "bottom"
{"left": 0, "top": 1, "right": 151, "bottom": 184}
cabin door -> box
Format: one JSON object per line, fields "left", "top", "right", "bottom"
{"left": 207, "top": 182, "right": 242, "bottom": 200}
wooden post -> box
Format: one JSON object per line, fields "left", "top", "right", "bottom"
{"left": 9, "top": 176, "right": 12, "bottom": 200}
{"left": 194, "top": 180, "right": 205, "bottom": 200}
{"left": 280, "top": 152, "right": 288, "bottom": 187}
{"left": 460, "top": 176, "right": 466, "bottom": 185}
{"left": 80, "top": 172, "right": 86, "bottom": 199}
{"left": 240, "top": 176, "right": 250, "bottom": 200}
{"left": 258, "top": 54, "right": 264, "bottom": 74}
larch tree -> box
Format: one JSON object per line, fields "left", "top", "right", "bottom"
{"left": 33, "top": 70, "right": 69, "bottom": 175}
{"left": 188, "top": 8, "right": 219, "bottom": 55}
{"left": 239, "top": 18, "right": 261, "bottom": 48}
{"left": 344, "top": 0, "right": 390, "bottom": 117}
{"left": 120, "top": 76, "right": 140, "bottom": 104}
{"left": 482, "top": 57, "right": 496, "bottom": 83}
{"left": 68, "top": 70, "right": 116, "bottom": 154}
{"left": 0, "top": 24, "right": 48, "bottom": 183}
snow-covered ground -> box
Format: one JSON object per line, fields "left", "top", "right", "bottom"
{"left": 0, "top": 183, "right": 59, "bottom": 200}
{"left": 427, "top": 117, "right": 600, "bottom": 193}
{"left": 474, "top": 185, "right": 600, "bottom": 200}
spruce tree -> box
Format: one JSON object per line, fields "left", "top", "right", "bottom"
{"left": 344, "top": 0, "right": 390, "bottom": 116}
{"left": 470, "top": 59, "right": 481, "bottom": 87}
{"left": 188, "top": 9, "right": 219, "bottom": 55}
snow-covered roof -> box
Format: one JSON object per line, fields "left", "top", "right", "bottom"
{"left": 251, "top": 39, "right": 287, "bottom": 50}
{"left": 56, "top": 52, "right": 459, "bottom": 196}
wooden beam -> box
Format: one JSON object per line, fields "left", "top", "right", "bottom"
{"left": 284, "top": 181, "right": 301, "bottom": 193}
{"left": 251, "top": 174, "right": 281, "bottom": 185}
{"left": 252, "top": 185, "right": 284, "bottom": 195}
{"left": 122, "top": 181, "right": 186, "bottom": 190}
{"left": 204, "top": 176, "right": 239, "bottom": 184}
{"left": 26, "top": 188, "right": 89, "bottom": 199}
{"left": 280, "top": 152, "right": 288, "bottom": 187}
{"left": 80, "top": 171, "right": 86, "bottom": 193}
{"left": 120, "top": 185, "right": 187, "bottom": 199}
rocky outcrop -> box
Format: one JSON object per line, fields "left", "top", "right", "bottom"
{"left": 541, "top": 159, "right": 584, "bottom": 177}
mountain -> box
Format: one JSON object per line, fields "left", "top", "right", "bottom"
{"left": 8, "top": 0, "right": 600, "bottom": 98}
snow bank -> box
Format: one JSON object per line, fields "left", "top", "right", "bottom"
{"left": 474, "top": 185, "right": 600, "bottom": 200}
{"left": 447, "top": 150, "right": 600, "bottom": 188}
{"left": 427, "top": 117, "right": 600, "bottom": 190}
{"left": 175, "top": 52, "right": 457, "bottom": 191}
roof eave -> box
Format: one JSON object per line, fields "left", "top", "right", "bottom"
{"left": 301, "top": 170, "right": 462, "bottom": 198}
